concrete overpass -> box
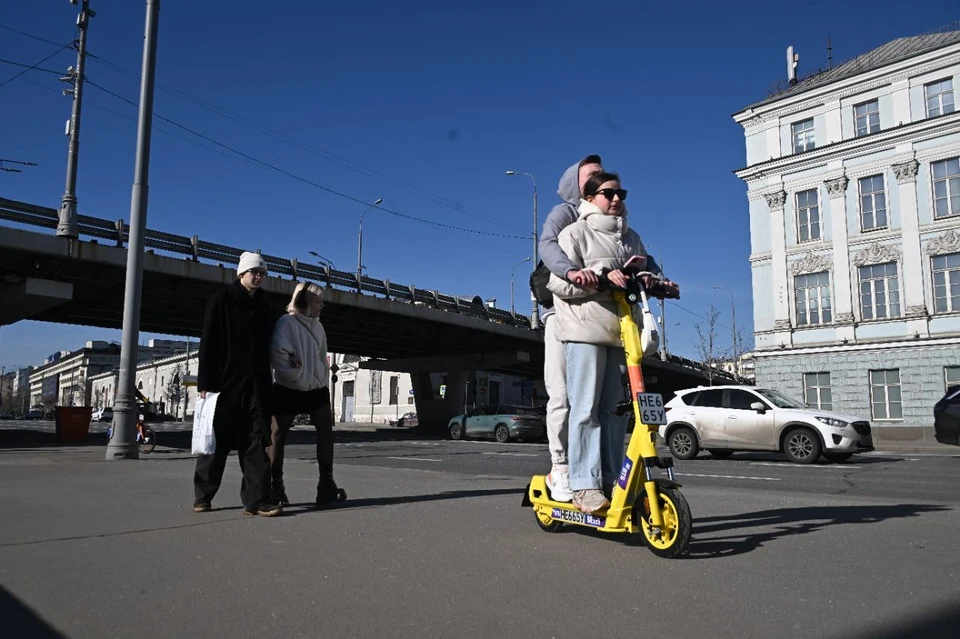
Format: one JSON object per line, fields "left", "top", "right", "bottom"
{"left": 0, "top": 196, "right": 735, "bottom": 431}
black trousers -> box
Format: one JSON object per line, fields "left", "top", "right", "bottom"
{"left": 193, "top": 394, "right": 271, "bottom": 509}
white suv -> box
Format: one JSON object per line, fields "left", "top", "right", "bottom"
{"left": 658, "top": 386, "right": 874, "bottom": 464}
{"left": 93, "top": 407, "right": 114, "bottom": 422}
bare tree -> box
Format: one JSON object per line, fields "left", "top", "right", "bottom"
{"left": 693, "top": 305, "right": 727, "bottom": 386}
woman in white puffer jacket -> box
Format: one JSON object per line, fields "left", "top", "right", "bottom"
{"left": 546, "top": 171, "right": 663, "bottom": 514}
{"left": 268, "top": 282, "right": 343, "bottom": 506}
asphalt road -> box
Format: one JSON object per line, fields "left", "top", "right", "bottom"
{"left": 4, "top": 420, "right": 960, "bottom": 504}
{"left": 1, "top": 429, "right": 958, "bottom": 639}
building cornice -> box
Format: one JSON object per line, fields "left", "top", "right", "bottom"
{"left": 735, "top": 111, "right": 960, "bottom": 181}
{"left": 753, "top": 335, "right": 960, "bottom": 357}
{"left": 734, "top": 45, "right": 960, "bottom": 124}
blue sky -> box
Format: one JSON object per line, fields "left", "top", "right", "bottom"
{"left": 1, "top": 0, "right": 957, "bottom": 372}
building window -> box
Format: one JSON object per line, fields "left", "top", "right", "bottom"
{"left": 933, "top": 158, "right": 960, "bottom": 219}
{"left": 869, "top": 369, "right": 902, "bottom": 420}
{"left": 795, "top": 271, "right": 832, "bottom": 326}
{"left": 859, "top": 262, "right": 900, "bottom": 320}
{"left": 925, "top": 78, "right": 955, "bottom": 118}
{"left": 858, "top": 175, "right": 887, "bottom": 231}
{"left": 854, "top": 100, "right": 880, "bottom": 136}
{"left": 932, "top": 252, "right": 960, "bottom": 313}
{"left": 945, "top": 366, "right": 960, "bottom": 391}
{"left": 803, "top": 372, "right": 832, "bottom": 410}
{"left": 796, "top": 189, "right": 821, "bottom": 242}
{"left": 389, "top": 376, "right": 399, "bottom": 405}
{"left": 792, "top": 118, "right": 815, "bottom": 153}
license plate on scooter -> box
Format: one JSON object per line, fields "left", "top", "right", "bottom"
{"left": 636, "top": 393, "right": 667, "bottom": 425}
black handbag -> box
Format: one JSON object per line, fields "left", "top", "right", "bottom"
{"left": 529, "top": 261, "right": 554, "bottom": 309}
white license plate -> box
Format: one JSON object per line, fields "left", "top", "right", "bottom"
{"left": 636, "top": 392, "right": 667, "bottom": 425}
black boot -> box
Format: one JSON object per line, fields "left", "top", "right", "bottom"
{"left": 272, "top": 477, "right": 290, "bottom": 506}
{"left": 316, "top": 464, "right": 347, "bottom": 506}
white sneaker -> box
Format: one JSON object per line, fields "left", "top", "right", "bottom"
{"left": 546, "top": 467, "right": 572, "bottom": 502}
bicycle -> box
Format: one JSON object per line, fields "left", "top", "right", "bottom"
{"left": 106, "top": 414, "right": 157, "bottom": 454}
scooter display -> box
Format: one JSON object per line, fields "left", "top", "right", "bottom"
{"left": 522, "top": 268, "right": 692, "bottom": 558}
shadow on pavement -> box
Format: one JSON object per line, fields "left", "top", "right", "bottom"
{"left": 0, "top": 585, "right": 66, "bottom": 638}
{"left": 686, "top": 503, "right": 951, "bottom": 559}
{"left": 845, "top": 599, "right": 960, "bottom": 639}
{"left": 284, "top": 486, "right": 523, "bottom": 512}
{"left": 0, "top": 428, "right": 109, "bottom": 450}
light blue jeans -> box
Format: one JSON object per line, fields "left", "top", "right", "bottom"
{"left": 564, "top": 342, "right": 628, "bottom": 491}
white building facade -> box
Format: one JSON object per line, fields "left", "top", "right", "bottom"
{"left": 734, "top": 29, "right": 960, "bottom": 440}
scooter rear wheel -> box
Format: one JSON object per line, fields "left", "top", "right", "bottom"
{"left": 637, "top": 486, "right": 692, "bottom": 558}
{"left": 534, "top": 508, "right": 563, "bottom": 533}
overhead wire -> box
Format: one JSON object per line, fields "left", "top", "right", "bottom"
{"left": 83, "top": 51, "right": 531, "bottom": 235}
{"left": 0, "top": 44, "right": 73, "bottom": 88}
{"left": 83, "top": 79, "right": 530, "bottom": 240}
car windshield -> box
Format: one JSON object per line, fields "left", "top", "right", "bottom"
{"left": 754, "top": 388, "right": 807, "bottom": 409}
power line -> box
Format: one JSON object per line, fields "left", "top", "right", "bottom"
{"left": 83, "top": 51, "right": 531, "bottom": 235}
{"left": 0, "top": 45, "right": 72, "bottom": 88}
{"left": 0, "top": 23, "right": 67, "bottom": 47}
{"left": 84, "top": 79, "right": 530, "bottom": 240}
{"left": 1, "top": 21, "right": 530, "bottom": 234}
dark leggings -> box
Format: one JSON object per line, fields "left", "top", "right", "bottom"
{"left": 268, "top": 405, "right": 333, "bottom": 481}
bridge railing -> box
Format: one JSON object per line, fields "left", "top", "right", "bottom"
{"left": 0, "top": 196, "right": 533, "bottom": 329}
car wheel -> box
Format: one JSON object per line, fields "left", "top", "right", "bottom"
{"left": 708, "top": 449, "right": 734, "bottom": 459}
{"left": 823, "top": 452, "right": 853, "bottom": 463}
{"left": 667, "top": 427, "right": 699, "bottom": 460}
{"left": 784, "top": 428, "right": 822, "bottom": 464}
{"left": 495, "top": 423, "right": 510, "bottom": 443}
{"left": 449, "top": 422, "right": 464, "bottom": 440}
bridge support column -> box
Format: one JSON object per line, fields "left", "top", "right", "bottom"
{"left": 410, "top": 371, "right": 472, "bottom": 436}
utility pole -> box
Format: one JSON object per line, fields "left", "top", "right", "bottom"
{"left": 106, "top": 0, "right": 161, "bottom": 460}
{"left": 505, "top": 171, "right": 539, "bottom": 328}
{"left": 58, "top": 0, "right": 94, "bottom": 238}
{"left": 658, "top": 256, "right": 668, "bottom": 361}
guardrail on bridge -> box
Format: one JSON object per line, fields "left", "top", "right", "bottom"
{"left": 0, "top": 196, "right": 533, "bottom": 330}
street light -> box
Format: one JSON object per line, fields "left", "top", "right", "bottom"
{"left": 506, "top": 170, "right": 539, "bottom": 328}
{"left": 309, "top": 251, "right": 336, "bottom": 269}
{"left": 510, "top": 257, "right": 532, "bottom": 315}
{"left": 356, "top": 198, "right": 383, "bottom": 287}
{"left": 713, "top": 285, "right": 738, "bottom": 379}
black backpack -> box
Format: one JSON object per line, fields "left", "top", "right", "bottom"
{"left": 529, "top": 261, "right": 554, "bottom": 309}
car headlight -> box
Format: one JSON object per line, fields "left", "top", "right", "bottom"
{"left": 815, "top": 416, "right": 849, "bottom": 429}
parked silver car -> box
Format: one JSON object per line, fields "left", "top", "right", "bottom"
{"left": 658, "top": 386, "right": 874, "bottom": 464}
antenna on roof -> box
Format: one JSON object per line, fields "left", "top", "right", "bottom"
{"left": 827, "top": 36, "right": 833, "bottom": 70}
{"left": 787, "top": 46, "right": 799, "bottom": 85}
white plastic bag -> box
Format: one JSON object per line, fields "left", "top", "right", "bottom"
{"left": 191, "top": 392, "right": 219, "bottom": 455}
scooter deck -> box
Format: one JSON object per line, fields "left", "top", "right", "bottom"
{"left": 526, "top": 475, "right": 635, "bottom": 533}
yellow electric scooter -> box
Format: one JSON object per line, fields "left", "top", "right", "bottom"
{"left": 522, "top": 269, "right": 692, "bottom": 558}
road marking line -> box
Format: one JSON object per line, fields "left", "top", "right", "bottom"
{"left": 749, "top": 462, "right": 862, "bottom": 470}
{"left": 482, "top": 452, "right": 539, "bottom": 457}
{"left": 681, "top": 473, "right": 781, "bottom": 481}
{"left": 385, "top": 456, "right": 442, "bottom": 462}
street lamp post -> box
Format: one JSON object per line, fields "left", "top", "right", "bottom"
{"left": 356, "top": 198, "right": 383, "bottom": 289}
{"left": 713, "top": 285, "right": 738, "bottom": 379}
{"left": 510, "top": 257, "right": 532, "bottom": 316}
{"left": 308, "top": 251, "right": 336, "bottom": 269}
{"left": 506, "top": 171, "right": 539, "bottom": 329}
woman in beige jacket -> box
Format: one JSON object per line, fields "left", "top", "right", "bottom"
{"left": 546, "top": 171, "right": 650, "bottom": 514}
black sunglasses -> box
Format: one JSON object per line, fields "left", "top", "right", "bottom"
{"left": 595, "top": 188, "right": 627, "bottom": 201}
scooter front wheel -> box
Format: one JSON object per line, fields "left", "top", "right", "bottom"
{"left": 637, "top": 486, "right": 692, "bottom": 558}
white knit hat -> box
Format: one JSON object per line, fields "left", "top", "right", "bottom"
{"left": 237, "top": 251, "right": 267, "bottom": 276}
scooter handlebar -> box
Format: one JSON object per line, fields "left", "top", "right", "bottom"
{"left": 597, "top": 268, "right": 680, "bottom": 300}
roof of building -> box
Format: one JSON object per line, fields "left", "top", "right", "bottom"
{"left": 741, "top": 26, "right": 960, "bottom": 112}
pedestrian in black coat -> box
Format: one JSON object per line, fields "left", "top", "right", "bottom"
{"left": 192, "top": 251, "right": 282, "bottom": 516}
